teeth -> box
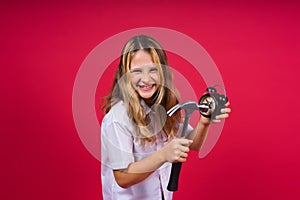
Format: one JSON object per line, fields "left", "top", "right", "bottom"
{"left": 139, "top": 85, "right": 153, "bottom": 88}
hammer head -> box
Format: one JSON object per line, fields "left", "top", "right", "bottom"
{"left": 180, "top": 101, "right": 200, "bottom": 115}
{"left": 167, "top": 101, "right": 209, "bottom": 117}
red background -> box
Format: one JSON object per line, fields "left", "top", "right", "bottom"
{"left": 1, "top": 0, "right": 300, "bottom": 199}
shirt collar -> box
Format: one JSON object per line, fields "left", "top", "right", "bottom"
{"left": 140, "top": 99, "right": 152, "bottom": 115}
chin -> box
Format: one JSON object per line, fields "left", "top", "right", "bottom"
{"left": 138, "top": 90, "right": 157, "bottom": 99}
{"left": 139, "top": 93, "right": 155, "bottom": 99}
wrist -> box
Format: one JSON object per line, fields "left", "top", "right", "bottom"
{"left": 199, "top": 117, "right": 211, "bottom": 126}
{"left": 157, "top": 147, "right": 167, "bottom": 163}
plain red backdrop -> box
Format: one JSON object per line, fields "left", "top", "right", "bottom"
{"left": 1, "top": 0, "right": 300, "bottom": 199}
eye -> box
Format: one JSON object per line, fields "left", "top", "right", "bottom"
{"left": 130, "top": 68, "right": 142, "bottom": 74}
{"left": 150, "top": 67, "right": 158, "bottom": 73}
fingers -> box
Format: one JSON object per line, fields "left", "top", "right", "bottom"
{"left": 175, "top": 157, "right": 187, "bottom": 163}
{"left": 176, "top": 138, "right": 193, "bottom": 147}
{"left": 179, "top": 145, "right": 190, "bottom": 153}
{"left": 211, "top": 103, "right": 231, "bottom": 123}
{"left": 215, "top": 113, "right": 229, "bottom": 120}
{"left": 225, "top": 101, "right": 230, "bottom": 106}
{"left": 221, "top": 107, "right": 231, "bottom": 114}
{"left": 216, "top": 107, "right": 231, "bottom": 119}
{"left": 212, "top": 113, "right": 229, "bottom": 123}
{"left": 211, "top": 119, "right": 221, "bottom": 123}
{"left": 166, "top": 138, "right": 192, "bottom": 163}
{"left": 173, "top": 151, "right": 188, "bottom": 163}
{"left": 180, "top": 152, "right": 188, "bottom": 158}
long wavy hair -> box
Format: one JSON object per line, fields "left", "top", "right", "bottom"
{"left": 102, "top": 35, "right": 181, "bottom": 145}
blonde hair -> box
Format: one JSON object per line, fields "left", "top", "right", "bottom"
{"left": 102, "top": 35, "right": 181, "bottom": 145}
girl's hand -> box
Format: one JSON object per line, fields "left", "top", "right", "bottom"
{"left": 200, "top": 102, "right": 231, "bottom": 125}
{"left": 161, "top": 138, "right": 193, "bottom": 163}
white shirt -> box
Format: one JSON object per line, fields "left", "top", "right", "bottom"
{"left": 101, "top": 101, "right": 192, "bottom": 200}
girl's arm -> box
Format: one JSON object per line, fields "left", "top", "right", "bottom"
{"left": 188, "top": 105, "right": 231, "bottom": 151}
{"left": 187, "top": 119, "right": 210, "bottom": 151}
{"left": 113, "top": 148, "right": 164, "bottom": 188}
{"left": 113, "top": 138, "right": 192, "bottom": 188}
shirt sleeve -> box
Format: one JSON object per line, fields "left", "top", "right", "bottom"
{"left": 101, "top": 119, "right": 134, "bottom": 170}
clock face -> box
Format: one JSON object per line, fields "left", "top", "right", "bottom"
{"left": 199, "top": 95, "right": 216, "bottom": 117}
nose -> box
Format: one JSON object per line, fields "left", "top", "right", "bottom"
{"left": 141, "top": 71, "right": 151, "bottom": 83}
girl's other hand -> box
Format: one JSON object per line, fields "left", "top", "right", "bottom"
{"left": 161, "top": 138, "right": 193, "bottom": 163}
{"left": 200, "top": 101, "right": 231, "bottom": 125}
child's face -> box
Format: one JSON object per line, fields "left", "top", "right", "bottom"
{"left": 130, "top": 50, "right": 159, "bottom": 100}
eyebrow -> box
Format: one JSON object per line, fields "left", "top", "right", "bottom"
{"left": 130, "top": 64, "right": 158, "bottom": 72}
{"left": 130, "top": 68, "right": 142, "bottom": 73}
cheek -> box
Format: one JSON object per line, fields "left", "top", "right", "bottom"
{"left": 130, "top": 74, "right": 140, "bottom": 86}
{"left": 151, "top": 73, "right": 160, "bottom": 83}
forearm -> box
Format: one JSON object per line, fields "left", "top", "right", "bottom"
{"left": 113, "top": 148, "right": 166, "bottom": 188}
{"left": 187, "top": 119, "right": 210, "bottom": 151}
{"left": 187, "top": 104, "right": 231, "bottom": 151}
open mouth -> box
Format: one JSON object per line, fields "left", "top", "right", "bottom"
{"left": 138, "top": 84, "right": 156, "bottom": 91}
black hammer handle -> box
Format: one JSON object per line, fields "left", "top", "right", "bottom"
{"left": 167, "top": 114, "right": 190, "bottom": 191}
{"left": 167, "top": 162, "right": 182, "bottom": 191}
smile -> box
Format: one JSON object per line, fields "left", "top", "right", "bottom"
{"left": 137, "top": 84, "right": 156, "bottom": 91}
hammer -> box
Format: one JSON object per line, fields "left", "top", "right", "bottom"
{"left": 167, "top": 101, "right": 209, "bottom": 191}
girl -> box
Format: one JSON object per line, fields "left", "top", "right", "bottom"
{"left": 101, "top": 35, "right": 230, "bottom": 200}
